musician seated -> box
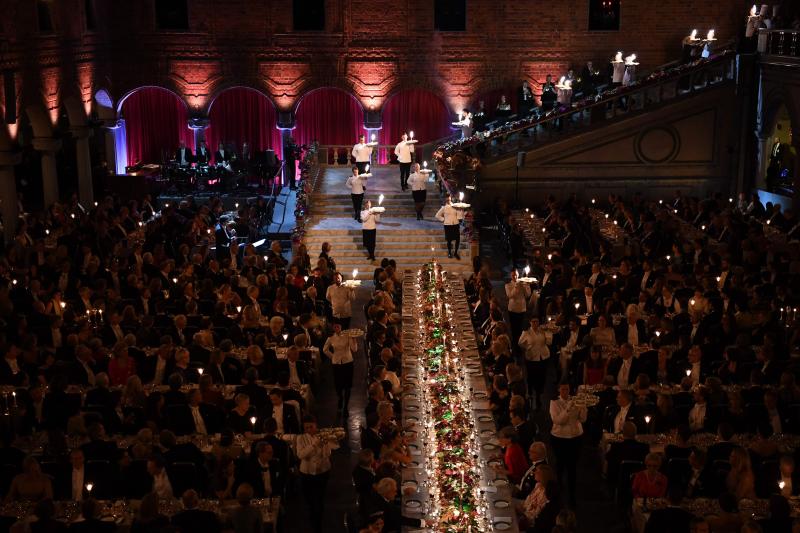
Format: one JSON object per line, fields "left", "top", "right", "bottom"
{"left": 215, "top": 142, "right": 233, "bottom": 172}
{"left": 495, "top": 95, "right": 512, "bottom": 118}
{"left": 175, "top": 141, "right": 193, "bottom": 167}
{"left": 196, "top": 141, "right": 211, "bottom": 166}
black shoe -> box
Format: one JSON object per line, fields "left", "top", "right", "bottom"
{"left": 454, "top": 252, "right": 461, "bottom": 260}
{"left": 447, "top": 251, "right": 453, "bottom": 258}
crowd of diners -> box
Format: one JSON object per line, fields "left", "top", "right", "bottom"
{"left": 0, "top": 193, "right": 414, "bottom": 533}
{"left": 458, "top": 189, "right": 800, "bottom": 532}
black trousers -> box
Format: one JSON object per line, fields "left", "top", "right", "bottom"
{"left": 412, "top": 190, "right": 426, "bottom": 216}
{"left": 362, "top": 228, "right": 376, "bottom": 259}
{"left": 551, "top": 434, "right": 582, "bottom": 506}
{"left": 351, "top": 193, "right": 364, "bottom": 221}
{"left": 508, "top": 310, "right": 526, "bottom": 346}
{"left": 526, "top": 359, "right": 549, "bottom": 409}
{"left": 285, "top": 159, "right": 296, "bottom": 188}
{"left": 332, "top": 361, "right": 354, "bottom": 408}
{"left": 444, "top": 224, "right": 460, "bottom": 253}
{"left": 399, "top": 162, "right": 411, "bottom": 189}
{"left": 301, "top": 471, "right": 330, "bottom": 532}
{"left": 355, "top": 161, "right": 368, "bottom": 174}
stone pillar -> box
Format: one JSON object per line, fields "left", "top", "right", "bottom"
{"left": 188, "top": 118, "right": 209, "bottom": 151}
{"left": 32, "top": 137, "right": 62, "bottom": 207}
{"left": 103, "top": 118, "right": 127, "bottom": 175}
{"left": 754, "top": 133, "right": 769, "bottom": 190}
{"left": 793, "top": 138, "right": 800, "bottom": 210}
{"left": 0, "top": 150, "right": 21, "bottom": 243}
{"left": 71, "top": 125, "right": 94, "bottom": 205}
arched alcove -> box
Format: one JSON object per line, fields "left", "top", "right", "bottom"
{"left": 119, "top": 86, "right": 193, "bottom": 166}
{"left": 380, "top": 88, "right": 453, "bottom": 146}
{"left": 293, "top": 87, "right": 365, "bottom": 147}
{"left": 205, "top": 86, "right": 281, "bottom": 162}
{"left": 765, "top": 104, "right": 797, "bottom": 195}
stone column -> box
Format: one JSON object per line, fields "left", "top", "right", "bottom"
{"left": 754, "top": 133, "right": 769, "bottom": 190}
{"left": 71, "top": 125, "right": 94, "bottom": 205}
{"left": 793, "top": 138, "right": 800, "bottom": 210}
{"left": 0, "top": 150, "right": 21, "bottom": 243}
{"left": 32, "top": 137, "right": 62, "bottom": 207}
{"left": 188, "top": 117, "right": 209, "bottom": 151}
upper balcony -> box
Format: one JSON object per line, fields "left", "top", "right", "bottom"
{"left": 759, "top": 29, "right": 800, "bottom": 66}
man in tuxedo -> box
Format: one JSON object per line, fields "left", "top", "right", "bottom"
{"left": 606, "top": 343, "right": 643, "bottom": 387}
{"left": 248, "top": 441, "right": 284, "bottom": 498}
{"left": 171, "top": 489, "right": 220, "bottom": 533}
{"left": 265, "top": 389, "right": 300, "bottom": 435}
{"left": 361, "top": 412, "right": 383, "bottom": 458}
{"left": 364, "top": 478, "right": 424, "bottom": 531}
{"left": 353, "top": 449, "right": 376, "bottom": 511}
{"left": 168, "top": 389, "right": 209, "bottom": 436}
{"left": 160, "top": 430, "right": 206, "bottom": 473}
{"left": 644, "top": 486, "right": 693, "bottom": 533}
{"left": 236, "top": 368, "right": 269, "bottom": 410}
{"left": 510, "top": 408, "right": 537, "bottom": 453}
{"left": 605, "top": 422, "right": 648, "bottom": 484}
{"left": 706, "top": 422, "right": 738, "bottom": 466}
{"left": 54, "top": 448, "right": 89, "bottom": 501}
{"left": 142, "top": 344, "right": 174, "bottom": 385}
{"left": 214, "top": 142, "right": 231, "bottom": 169}
{"left": 574, "top": 285, "right": 597, "bottom": 316}
{"left": 0, "top": 344, "right": 25, "bottom": 386}
{"left": 248, "top": 418, "right": 289, "bottom": 478}
{"left": 605, "top": 389, "right": 642, "bottom": 434}
{"left": 101, "top": 312, "right": 126, "bottom": 347}
{"left": 175, "top": 140, "right": 193, "bottom": 167}
{"left": 68, "top": 498, "right": 115, "bottom": 533}
{"left": 616, "top": 309, "right": 648, "bottom": 348}
{"left": 275, "top": 347, "right": 311, "bottom": 388}
{"left": 517, "top": 441, "right": 548, "bottom": 499}
{"left": 195, "top": 140, "right": 210, "bottom": 165}
{"left": 682, "top": 449, "right": 714, "bottom": 498}
{"left": 70, "top": 345, "right": 97, "bottom": 387}
{"left": 81, "top": 423, "right": 119, "bottom": 463}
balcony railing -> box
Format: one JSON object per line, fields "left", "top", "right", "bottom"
{"left": 432, "top": 49, "right": 737, "bottom": 183}
{"left": 317, "top": 134, "right": 460, "bottom": 168}
{"left": 759, "top": 29, "right": 800, "bottom": 58}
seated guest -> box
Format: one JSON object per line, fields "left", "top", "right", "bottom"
{"left": 605, "top": 422, "right": 648, "bottom": 485}
{"left": 171, "top": 489, "right": 221, "bottom": 533}
{"left": 605, "top": 389, "right": 641, "bottom": 434}
{"left": 758, "top": 495, "right": 793, "bottom": 533}
{"left": 517, "top": 441, "right": 548, "bottom": 499}
{"left": 707, "top": 422, "right": 738, "bottom": 465}
{"left": 510, "top": 408, "right": 537, "bottom": 453}
{"left": 211, "top": 455, "right": 237, "bottom": 501}
{"left": 606, "top": 343, "right": 642, "bottom": 387}
{"left": 684, "top": 449, "right": 714, "bottom": 498}
{"left": 236, "top": 367, "right": 269, "bottom": 410}
{"left": 226, "top": 484, "right": 263, "bottom": 533}
{"left": 687, "top": 386, "right": 715, "bottom": 433}
{"left": 496, "top": 426, "right": 529, "bottom": 485}
{"left": 653, "top": 394, "right": 679, "bottom": 434}
{"left": 265, "top": 388, "right": 301, "bottom": 435}
{"left": 726, "top": 446, "right": 756, "bottom": 501}
{"left": 518, "top": 464, "right": 556, "bottom": 529}
{"left": 226, "top": 393, "right": 258, "bottom": 435}
{"left": 67, "top": 498, "right": 115, "bottom": 533}
{"left": 146, "top": 455, "right": 173, "bottom": 500}
{"left": 352, "top": 449, "right": 376, "bottom": 508}
{"left": 6, "top": 457, "right": 53, "bottom": 502}
{"left": 632, "top": 453, "right": 668, "bottom": 498}
{"left": 706, "top": 493, "right": 743, "bottom": 533}
{"left": 643, "top": 486, "right": 693, "bottom": 533}
{"left": 364, "top": 477, "right": 423, "bottom": 531}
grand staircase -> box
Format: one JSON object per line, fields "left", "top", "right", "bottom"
{"left": 301, "top": 167, "right": 472, "bottom": 279}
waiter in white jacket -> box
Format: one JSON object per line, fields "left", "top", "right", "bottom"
{"left": 407, "top": 163, "right": 427, "bottom": 220}
{"left": 360, "top": 200, "right": 380, "bottom": 261}
{"left": 345, "top": 166, "right": 367, "bottom": 222}
{"left": 351, "top": 134, "right": 373, "bottom": 175}
{"left": 505, "top": 270, "right": 531, "bottom": 344}
{"left": 435, "top": 195, "right": 464, "bottom": 259}
{"left": 394, "top": 133, "right": 414, "bottom": 191}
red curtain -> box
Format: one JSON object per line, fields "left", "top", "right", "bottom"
{"left": 293, "top": 88, "right": 365, "bottom": 148}
{"left": 122, "top": 87, "right": 192, "bottom": 166}
{"left": 205, "top": 87, "right": 281, "bottom": 162}
{"left": 380, "top": 89, "right": 454, "bottom": 148}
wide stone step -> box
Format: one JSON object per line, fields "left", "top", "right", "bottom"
{"left": 302, "top": 228, "right": 454, "bottom": 236}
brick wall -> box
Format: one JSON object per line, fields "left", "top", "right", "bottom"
{"left": 0, "top": 0, "right": 749, "bottom": 128}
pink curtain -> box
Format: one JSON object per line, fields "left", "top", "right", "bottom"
{"left": 380, "top": 89, "right": 454, "bottom": 149}
{"left": 294, "top": 88, "right": 365, "bottom": 148}
{"left": 205, "top": 87, "right": 281, "bottom": 163}
{"left": 122, "top": 87, "right": 192, "bottom": 166}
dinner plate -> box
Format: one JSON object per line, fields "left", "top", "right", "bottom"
{"left": 473, "top": 392, "right": 488, "bottom": 400}
{"left": 406, "top": 405, "right": 420, "bottom": 411}
{"left": 478, "top": 415, "right": 493, "bottom": 423}
{"left": 482, "top": 443, "right": 497, "bottom": 451}
{"left": 405, "top": 500, "right": 422, "bottom": 510}
{"left": 494, "top": 479, "right": 509, "bottom": 487}
{"left": 494, "top": 521, "right": 511, "bottom": 530}
{"left": 488, "top": 458, "right": 502, "bottom": 468}
{"left": 402, "top": 480, "right": 418, "bottom": 492}
{"left": 480, "top": 429, "right": 495, "bottom": 438}
{"left": 494, "top": 500, "right": 510, "bottom": 509}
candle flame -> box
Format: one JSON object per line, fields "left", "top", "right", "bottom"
{"left": 751, "top": 5, "right": 757, "bottom": 16}
{"left": 459, "top": 191, "right": 464, "bottom": 202}
{"left": 352, "top": 269, "right": 358, "bottom": 279}
{"left": 690, "top": 29, "right": 697, "bottom": 40}
{"left": 409, "top": 131, "right": 414, "bottom": 139}
{"left": 378, "top": 194, "right": 384, "bottom": 205}
{"left": 707, "top": 29, "right": 715, "bottom": 41}
{"left": 250, "top": 416, "right": 257, "bottom": 425}
{"left": 365, "top": 164, "right": 370, "bottom": 173}
{"left": 524, "top": 266, "right": 530, "bottom": 275}
{"left": 371, "top": 133, "right": 376, "bottom": 142}
{"left": 423, "top": 160, "right": 428, "bottom": 168}
{"left": 86, "top": 483, "right": 93, "bottom": 492}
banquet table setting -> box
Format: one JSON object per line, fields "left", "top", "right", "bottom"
{"left": 600, "top": 430, "right": 800, "bottom": 456}
{"left": 400, "top": 264, "right": 520, "bottom": 532}
{"left": 0, "top": 496, "right": 280, "bottom": 532}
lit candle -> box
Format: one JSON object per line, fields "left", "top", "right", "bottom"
{"left": 86, "top": 483, "right": 93, "bottom": 493}
{"left": 547, "top": 254, "right": 552, "bottom": 261}
{"left": 644, "top": 415, "right": 651, "bottom": 425}
{"left": 70, "top": 213, "right": 75, "bottom": 219}
{"left": 604, "top": 213, "right": 609, "bottom": 219}
{"left": 459, "top": 191, "right": 464, "bottom": 202}
{"left": 45, "top": 229, "right": 50, "bottom": 235}
{"left": 591, "top": 198, "right": 596, "bottom": 204}
{"left": 524, "top": 265, "right": 530, "bottom": 276}
{"left": 690, "top": 298, "right": 696, "bottom": 307}
{"left": 352, "top": 268, "right": 358, "bottom": 279}
{"left": 378, "top": 194, "right": 384, "bottom": 206}
{"left": 304, "top": 276, "right": 309, "bottom": 282}
{"left": 779, "top": 480, "right": 786, "bottom": 490}
{"left": 12, "top": 391, "right": 16, "bottom": 407}
{"left": 666, "top": 255, "right": 671, "bottom": 261}
{"left": 236, "top": 306, "right": 242, "bottom": 313}
{"left": 371, "top": 133, "right": 376, "bottom": 142}
{"left": 250, "top": 416, "right": 257, "bottom": 429}
{"left": 423, "top": 160, "right": 428, "bottom": 169}
{"left": 282, "top": 333, "right": 289, "bottom": 342}
{"left": 701, "top": 225, "right": 706, "bottom": 231}
{"left": 198, "top": 368, "right": 204, "bottom": 376}
{"left": 659, "top": 199, "right": 663, "bottom": 204}
{"left": 235, "top": 202, "right": 239, "bottom": 209}
{"left": 690, "top": 29, "right": 697, "bottom": 40}
{"left": 409, "top": 131, "right": 414, "bottom": 140}
{"left": 655, "top": 330, "right": 661, "bottom": 337}
{"left": 574, "top": 303, "right": 580, "bottom": 311}
{"left": 685, "top": 368, "right": 692, "bottom": 377}
{"left": 93, "top": 201, "right": 98, "bottom": 207}
{"left": 59, "top": 301, "right": 66, "bottom": 310}
{"left": 707, "top": 29, "right": 715, "bottom": 41}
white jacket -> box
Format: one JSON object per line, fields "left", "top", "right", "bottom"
{"left": 351, "top": 143, "right": 372, "bottom": 162}
{"left": 346, "top": 174, "right": 366, "bottom": 194}
{"left": 361, "top": 210, "right": 380, "bottom": 230}
{"left": 435, "top": 204, "right": 464, "bottom": 226}
{"left": 394, "top": 141, "right": 414, "bottom": 163}
{"left": 408, "top": 172, "right": 427, "bottom": 191}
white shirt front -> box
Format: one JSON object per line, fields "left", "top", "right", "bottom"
{"left": 435, "top": 204, "right": 464, "bottom": 226}
{"left": 505, "top": 281, "right": 531, "bottom": 314}
{"left": 408, "top": 172, "right": 427, "bottom": 191}
{"left": 190, "top": 405, "right": 207, "bottom": 435}
{"left": 689, "top": 403, "right": 706, "bottom": 431}
{"left": 323, "top": 333, "right": 356, "bottom": 365}
{"left": 614, "top": 405, "right": 629, "bottom": 433}
{"left": 72, "top": 467, "right": 85, "bottom": 501}
{"left": 258, "top": 459, "right": 272, "bottom": 495}
{"left": 394, "top": 141, "right": 414, "bottom": 163}
{"left": 346, "top": 174, "right": 366, "bottom": 195}
{"left": 351, "top": 143, "right": 373, "bottom": 162}
{"left": 272, "top": 403, "right": 284, "bottom": 434}
{"left": 326, "top": 284, "right": 355, "bottom": 318}
{"left": 360, "top": 210, "right": 380, "bottom": 230}
{"left": 152, "top": 470, "right": 173, "bottom": 499}
{"left": 617, "top": 358, "right": 632, "bottom": 386}
{"left": 550, "top": 397, "right": 586, "bottom": 439}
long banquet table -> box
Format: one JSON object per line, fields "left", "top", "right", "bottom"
{"left": 400, "top": 263, "right": 519, "bottom": 532}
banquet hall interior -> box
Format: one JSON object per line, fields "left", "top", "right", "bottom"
{"left": 1, "top": 0, "right": 800, "bottom": 532}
